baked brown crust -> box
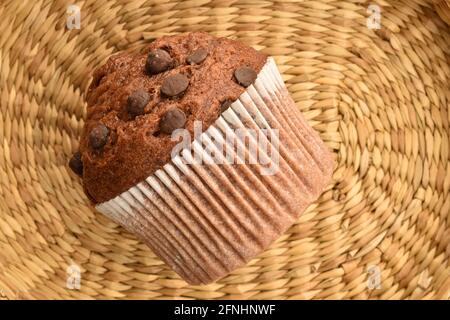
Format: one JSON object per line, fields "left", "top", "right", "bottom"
{"left": 78, "top": 32, "right": 267, "bottom": 203}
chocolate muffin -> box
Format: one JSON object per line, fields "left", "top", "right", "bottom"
{"left": 70, "top": 32, "right": 334, "bottom": 284}
{"left": 76, "top": 32, "right": 266, "bottom": 203}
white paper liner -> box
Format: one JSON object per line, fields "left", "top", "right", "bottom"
{"left": 96, "top": 58, "right": 334, "bottom": 284}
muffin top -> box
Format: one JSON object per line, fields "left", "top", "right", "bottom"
{"left": 73, "top": 32, "right": 267, "bottom": 203}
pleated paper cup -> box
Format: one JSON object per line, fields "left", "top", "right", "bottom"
{"left": 96, "top": 57, "right": 334, "bottom": 284}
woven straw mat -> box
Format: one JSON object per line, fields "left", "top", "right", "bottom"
{"left": 432, "top": 0, "right": 450, "bottom": 25}
{"left": 0, "top": 0, "right": 449, "bottom": 300}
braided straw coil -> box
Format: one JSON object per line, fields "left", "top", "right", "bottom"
{"left": 0, "top": 0, "right": 449, "bottom": 300}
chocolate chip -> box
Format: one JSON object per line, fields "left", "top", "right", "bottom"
{"left": 161, "top": 74, "right": 189, "bottom": 97}
{"left": 220, "top": 99, "right": 233, "bottom": 113}
{"left": 69, "top": 151, "right": 83, "bottom": 176}
{"left": 234, "top": 67, "right": 257, "bottom": 87}
{"left": 145, "top": 49, "right": 173, "bottom": 75}
{"left": 187, "top": 48, "right": 208, "bottom": 65}
{"left": 160, "top": 108, "right": 186, "bottom": 134}
{"left": 89, "top": 124, "right": 109, "bottom": 149}
{"left": 127, "top": 89, "right": 150, "bottom": 117}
